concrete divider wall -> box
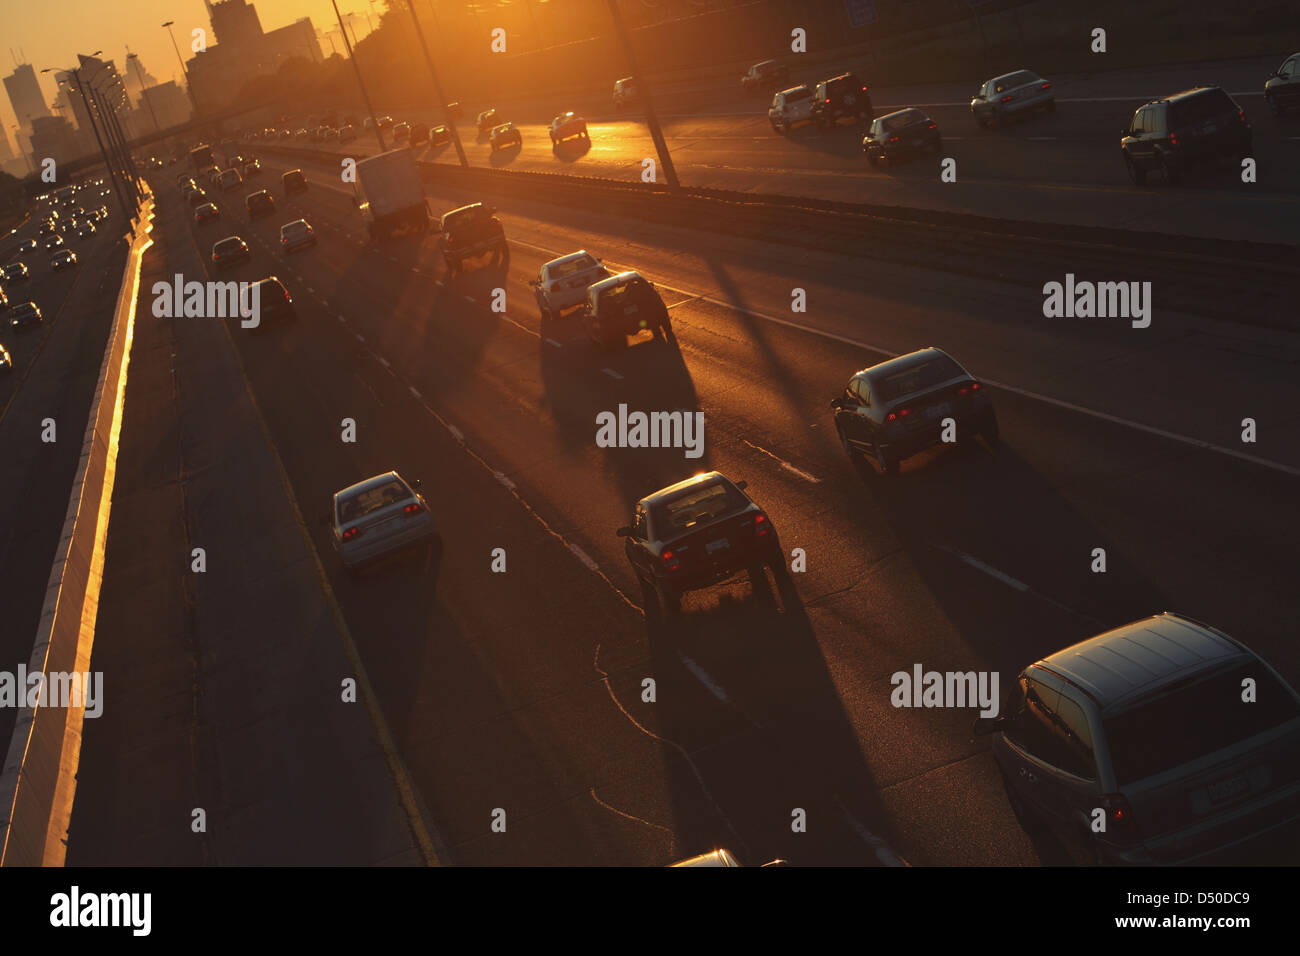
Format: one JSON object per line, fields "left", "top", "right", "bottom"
{"left": 0, "top": 193, "right": 155, "bottom": 867}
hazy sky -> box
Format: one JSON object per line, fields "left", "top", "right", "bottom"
{"left": 0, "top": 0, "right": 360, "bottom": 136}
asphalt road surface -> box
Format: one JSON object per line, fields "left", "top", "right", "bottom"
{"left": 118, "top": 153, "right": 1300, "bottom": 865}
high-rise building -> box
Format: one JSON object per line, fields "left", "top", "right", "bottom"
{"left": 55, "top": 56, "right": 130, "bottom": 157}
{"left": 0, "top": 125, "right": 14, "bottom": 163}
{"left": 188, "top": 0, "right": 322, "bottom": 111}
{"left": 4, "top": 64, "right": 52, "bottom": 133}
{"left": 29, "top": 115, "right": 81, "bottom": 168}
{"left": 143, "top": 81, "right": 192, "bottom": 130}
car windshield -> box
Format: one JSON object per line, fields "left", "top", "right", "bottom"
{"left": 1103, "top": 662, "right": 1300, "bottom": 784}
{"left": 874, "top": 355, "right": 965, "bottom": 402}
{"left": 339, "top": 480, "right": 409, "bottom": 523}
{"left": 882, "top": 110, "right": 925, "bottom": 132}
{"left": 651, "top": 481, "right": 747, "bottom": 534}
{"left": 550, "top": 255, "right": 598, "bottom": 279}
{"left": 995, "top": 71, "right": 1038, "bottom": 92}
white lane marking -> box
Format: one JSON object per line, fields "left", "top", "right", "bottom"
{"left": 678, "top": 652, "right": 730, "bottom": 704}
{"left": 833, "top": 794, "right": 908, "bottom": 867}
{"left": 305, "top": 285, "right": 315, "bottom": 293}
{"left": 741, "top": 438, "right": 821, "bottom": 483}
{"left": 355, "top": 332, "right": 365, "bottom": 343}
{"left": 463, "top": 295, "right": 476, "bottom": 304}
{"left": 388, "top": 255, "right": 399, "bottom": 263}
{"left": 377, "top": 356, "right": 390, "bottom": 369}
{"left": 336, "top": 314, "right": 346, "bottom": 322}
{"left": 1025, "top": 136, "right": 1057, "bottom": 140}
{"left": 409, "top": 385, "right": 422, "bottom": 400}
{"left": 544, "top": 337, "right": 563, "bottom": 348}
{"left": 567, "top": 542, "right": 599, "bottom": 571}
{"left": 447, "top": 424, "right": 464, "bottom": 442}
{"left": 602, "top": 367, "right": 623, "bottom": 380}
{"left": 495, "top": 471, "right": 517, "bottom": 490}
{"left": 938, "top": 545, "right": 1029, "bottom": 592}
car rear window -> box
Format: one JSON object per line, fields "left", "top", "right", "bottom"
{"left": 339, "top": 480, "right": 409, "bottom": 523}
{"left": 1103, "top": 662, "right": 1300, "bottom": 785}
{"left": 1169, "top": 89, "right": 1235, "bottom": 125}
{"left": 995, "top": 71, "right": 1039, "bottom": 92}
{"left": 550, "top": 255, "right": 597, "bottom": 279}
{"left": 783, "top": 87, "right": 812, "bottom": 103}
{"left": 874, "top": 355, "right": 965, "bottom": 402}
{"left": 216, "top": 238, "right": 242, "bottom": 252}
{"left": 882, "top": 110, "right": 925, "bottom": 132}
{"left": 652, "top": 481, "right": 747, "bottom": 535}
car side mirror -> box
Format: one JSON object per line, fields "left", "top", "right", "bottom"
{"left": 616, "top": 526, "right": 632, "bottom": 537}
{"left": 735, "top": 480, "right": 748, "bottom": 491}
{"left": 972, "top": 716, "right": 1005, "bottom": 736}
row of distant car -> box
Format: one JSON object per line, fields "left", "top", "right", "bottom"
{"left": 757, "top": 54, "right": 1296, "bottom": 183}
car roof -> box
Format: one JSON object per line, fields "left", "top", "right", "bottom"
{"left": 1033, "top": 613, "right": 1249, "bottom": 710}
{"left": 445, "top": 202, "right": 482, "bottom": 217}
{"left": 777, "top": 84, "right": 811, "bottom": 96}
{"left": 877, "top": 107, "right": 925, "bottom": 122}
{"left": 588, "top": 270, "right": 643, "bottom": 294}
{"left": 492, "top": 122, "right": 514, "bottom": 132}
{"left": 823, "top": 72, "right": 857, "bottom": 83}
{"left": 1144, "top": 86, "right": 1223, "bottom": 107}
{"left": 640, "top": 471, "right": 731, "bottom": 506}
{"left": 857, "top": 346, "right": 951, "bottom": 379}
{"left": 992, "top": 69, "right": 1037, "bottom": 82}
{"left": 544, "top": 250, "right": 595, "bottom": 269}
{"left": 335, "top": 470, "right": 407, "bottom": 500}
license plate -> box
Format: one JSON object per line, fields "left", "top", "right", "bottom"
{"left": 911, "top": 138, "right": 924, "bottom": 148}
{"left": 706, "top": 537, "right": 729, "bottom": 554}
{"left": 1207, "top": 773, "right": 1249, "bottom": 804}
{"left": 924, "top": 402, "right": 952, "bottom": 422}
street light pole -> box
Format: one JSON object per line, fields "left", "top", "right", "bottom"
{"left": 128, "top": 53, "right": 161, "bottom": 133}
{"left": 162, "top": 20, "right": 200, "bottom": 116}
{"left": 49, "top": 68, "right": 134, "bottom": 223}
{"left": 605, "top": 0, "right": 679, "bottom": 190}
{"left": 405, "top": 0, "right": 466, "bottom": 166}
{"left": 333, "top": 0, "right": 386, "bottom": 152}
{"left": 90, "top": 78, "right": 142, "bottom": 199}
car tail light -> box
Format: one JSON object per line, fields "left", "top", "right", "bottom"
{"left": 754, "top": 513, "right": 772, "bottom": 538}
{"left": 1238, "top": 107, "right": 1246, "bottom": 123}
{"left": 404, "top": 502, "right": 422, "bottom": 515}
{"left": 888, "top": 135, "right": 900, "bottom": 143}
{"left": 861, "top": 85, "right": 868, "bottom": 92}
{"left": 927, "top": 123, "right": 937, "bottom": 130}
{"left": 661, "top": 548, "right": 681, "bottom": 572}
{"left": 1099, "top": 793, "right": 1138, "bottom": 841}
{"left": 1040, "top": 82, "right": 1051, "bottom": 90}
{"left": 341, "top": 526, "right": 361, "bottom": 541}
{"left": 825, "top": 98, "right": 831, "bottom": 104}
{"left": 1169, "top": 132, "right": 1179, "bottom": 146}
{"left": 1000, "top": 95, "right": 1014, "bottom": 103}
{"left": 957, "top": 381, "right": 982, "bottom": 396}
{"left": 886, "top": 407, "right": 912, "bottom": 422}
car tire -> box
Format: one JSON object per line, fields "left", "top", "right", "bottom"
{"left": 837, "top": 424, "right": 857, "bottom": 460}
{"left": 1124, "top": 153, "right": 1147, "bottom": 186}
{"left": 1160, "top": 152, "right": 1182, "bottom": 185}
{"left": 981, "top": 412, "right": 1000, "bottom": 447}
{"left": 874, "top": 444, "right": 897, "bottom": 477}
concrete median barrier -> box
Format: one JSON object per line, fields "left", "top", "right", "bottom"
{"left": 0, "top": 190, "right": 155, "bottom": 867}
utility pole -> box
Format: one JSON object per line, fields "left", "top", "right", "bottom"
{"left": 53, "top": 68, "right": 133, "bottom": 224}
{"left": 405, "top": 0, "right": 466, "bottom": 166}
{"left": 334, "top": 0, "right": 386, "bottom": 152}
{"left": 162, "top": 20, "right": 201, "bottom": 116}
{"left": 128, "top": 53, "right": 160, "bottom": 133}
{"left": 605, "top": 0, "right": 679, "bottom": 190}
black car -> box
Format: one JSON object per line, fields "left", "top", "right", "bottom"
{"left": 438, "top": 202, "right": 507, "bottom": 274}
{"left": 1121, "top": 87, "right": 1252, "bottom": 186}
{"left": 864, "top": 108, "right": 942, "bottom": 166}
{"left": 618, "top": 471, "right": 785, "bottom": 617}
{"left": 409, "top": 123, "right": 430, "bottom": 146}
{"left": 246, "top": 190, "right": 277, "bottom": 219}
{"left": 188, "top": 186, "right": 211, "bottom": 206}
{"left": 830, "top": 347, "right": 997, "bottom": 476}
{"left": 741, "top": 59, "right": 790, "bottom": 93}
{"left": 1265, "top": 52, "right": 1300, "bottom": 115}
{"left": 241, "top": 276, "right": 296, "bottom": 332}
{"left": 392, "top": 121, "right": 411, "bottom": 144}
{"left": 43, "top": 234, "right": 65, "bottom": 251}
{"left": 51, "top": 249, "right": 77, "bottom": 271}
{"left": 489, "top": 123, "right": 522, "bottom": 152}
{"left": 0, "top": 342, "right": 11, "bottom": 372}
{"left": 431, "top": 125, "right": 452, "bottom": 147}
{"left": 17, "top": 238, "right": 37, "bottom": 253}
{"left": 211, "top": 236, "right": 251, "bottom": 270}
{"left": 811, "top": 72, "right": 872, "bottom": 127}
{"left": 476, "top": 109, "right": 500, "bottom": 133}
{"left": 582, "top": 271, "right": 671, "bottom": 349}
{"left": 281, "top": 169, "right": 307, "bottom": 196}
{"left": 2, "top": 262, "right": 30, "bottom": 284}
{"left": 7, "top": 301, "right": 42, "bottom": 331}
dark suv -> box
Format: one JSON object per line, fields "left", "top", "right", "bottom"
{"left": 811, "top": 72, "right": 872, "bottom": 127}
{"left": 281, "top": 169, "right": 307, "bottom": 196}
{"left": 741, "top": 59, "right": 790, "bottom": 94}
{"left": 1120, "top": 87, "right": 1252, "bottom": 185}
{"left": 245, "top": 190, "right": 277, "bottom": 220}
{"left": 1265, "top": 52, "right": 1300, "bottom": 115}
{"left": 438, "top": 202, "right": 507, "bottom": 274}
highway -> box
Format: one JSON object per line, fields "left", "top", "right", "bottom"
{"left": 262, "top": 54, "right": 1300, "bottom": 244}
{"left": 95, "top": 150, "right": 1298, "bottom": 865}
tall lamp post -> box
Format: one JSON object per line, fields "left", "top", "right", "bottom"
{"left": 127, "top": 53, "right": 161, "bottom": 133}
{"left": 333, "top": 0, "right": 386, "bottom": 152}
{"left": 162, "top": 20, "right": 201, "bottom": 116}
{"left": 41, "top": 60, "right": 134, "bottom": 224}
{"left": 405, "top": 0, "right": 466, "bottom": 166}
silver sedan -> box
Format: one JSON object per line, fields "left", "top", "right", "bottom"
{"left": 970, "top": 69, "right": 1055, "bottom": 127}
{"left": 330, "top": 471, "right": 438, "bottom": 572}
{"left": 531, "top": 250, "right": 611, "bottom": 320}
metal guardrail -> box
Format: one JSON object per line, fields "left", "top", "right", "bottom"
{"left": 0, "top": 190, "right": 156, "bottom": 867}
